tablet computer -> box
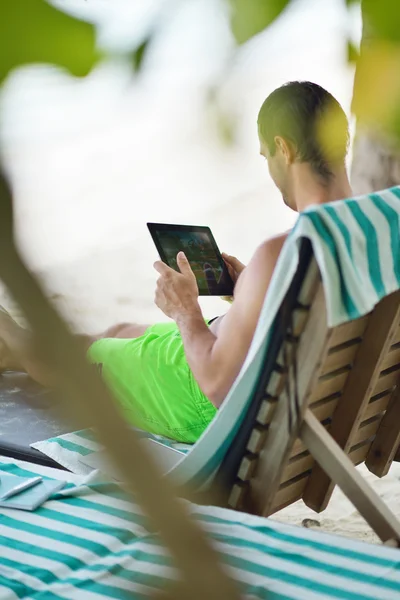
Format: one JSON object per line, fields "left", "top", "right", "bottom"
{"left": 147, "top": 223, "right": 234, "bottom": 296}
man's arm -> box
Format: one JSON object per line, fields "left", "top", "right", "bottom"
{"left": 175, "top": 235, "right": 287, "bottom": 405}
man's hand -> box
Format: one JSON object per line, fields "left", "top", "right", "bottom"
{"left": 154, "top": 252, "right": 200, "bottom": 321}
{"left": 222, "top": 253, "right": 246, "bottom": 283}
{"left": 220, "top": 253, "right": 246, "bottom": 303}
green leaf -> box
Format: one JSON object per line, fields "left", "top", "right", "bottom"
{"left": 362, "top": 0, "right": 400, "bottom": 43}
{"left": 229, "top": 0, "right": 291, "bottom": 45}
{"left": 131, "top": 37, "right": 151, "bottom": 73}
{"left": 347, "top": 40, "right": 359, "bottom": 62}
{"left": 0, "top": 0, "right": 100, "bottom": 84}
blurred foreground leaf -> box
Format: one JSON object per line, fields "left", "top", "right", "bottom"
{"left": 362, "top": 0, "right": 400, "bottom": 43}
{"left": 347, "top": 40, "right": 359, "bottom": 63}
{"left": 131, "top": 36, "right": 152, "bottom": 73}
{"left": 0, "top": 0, "right": 100, "bottom": 83}
{"left": 229, "top": 0, "right": 291, "bottom": 44}
{"left": 352, "top": 40, "right": 400, "bottom": 139}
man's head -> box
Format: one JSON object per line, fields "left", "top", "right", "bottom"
{"left": 258, "top": 81, "right": 349, "bottom": 210}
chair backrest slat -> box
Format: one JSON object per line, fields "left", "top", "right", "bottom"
{"left": 244, "top": 267, "right": 333, "bottom": 516}
{"left": 366, "top": 384, "right": 400, "bottom": 476}
{"left": 228, "top": 245, "right": 400, "bottom": 520}
{"left": 304, "top": 289, "right": 400, "bottom": 512}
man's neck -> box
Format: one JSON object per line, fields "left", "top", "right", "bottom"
{"left": 290, "top": 164, "right": 352, "bottom": 213}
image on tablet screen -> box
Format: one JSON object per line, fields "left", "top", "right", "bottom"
{"left": 155, "top": 230, "right": 231, "bottom": 295}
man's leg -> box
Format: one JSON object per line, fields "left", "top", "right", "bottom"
{"left": 93, "top": 322, "right": 150, "bottom": 340}
{"left": 0, "top": 310, "right": 152, "bottom": 386}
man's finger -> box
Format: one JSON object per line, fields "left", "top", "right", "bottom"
{"left": 176, "top": 251, "right": 192, "bottom": 275}
{"left": 153, "top": 260, "right": 173, "bottom": 275}
{"left": 225, "top": 254, "right": 244, "bottom": 272}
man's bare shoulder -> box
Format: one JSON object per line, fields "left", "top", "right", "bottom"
{"left": 234, "top": 232, "right": 289, "bottom": 300}
{"left": 246, "top": 232, "right": 288, "bottom": 273}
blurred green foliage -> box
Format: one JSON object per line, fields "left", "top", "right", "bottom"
{"left": 0, "top": 0, "right": 100, "bottom": 84}
{"left": 229, "top": 0, "right": 290, "bottom": 44}
{"left": 0, "top": 0, "right": 400, "bottom": 150}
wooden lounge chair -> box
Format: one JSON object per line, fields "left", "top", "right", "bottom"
{"left": 224, "top": 239, "right": 400, "bottom": 544}
{"left": 2, "top": 188, "right": 400, "bottom": 550}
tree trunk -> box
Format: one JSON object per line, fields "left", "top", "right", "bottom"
{"left": 351, "top": 128, "right": 400, "bottom": 194}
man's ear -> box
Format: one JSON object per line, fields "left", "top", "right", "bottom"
{"left": 274, "top": 136, "right": 296, "bottom": 165}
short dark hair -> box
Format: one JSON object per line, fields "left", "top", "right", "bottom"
{"left": 258, "top": 81, "right": 349, "bottom": 180}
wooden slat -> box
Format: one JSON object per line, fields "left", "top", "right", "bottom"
{"left": 280, "top": 452, "right": 314, "bottom": 483}
{"left": 256, "top": 397, "right": 278, "bottom": 426}
{"left": 321, "top": 342, "right": 360, "bottom": 376}
{"left": 348, "top": 441, "right": 374, "bottom": 466}
{"left": 352, "top": 416, "right": 382, "bottom": 446}
{"left": 247, "top": 426, "right": 269, "bottom": 455}
{"left": 271, "top": 474, "right": 309, "bottom": 514}
{"left": 237, "top": 453, "right": 258, "bottom": 482}
{"left": 228, "top": 481, "right": 247, "bottom": 511}
{"left": 392, "top": 325, "right": 400, "bottom": 346}
{"left": 312, "top": 396, "right": 340, "bottom": 422}
{"left": 265, "top": 367, "right": 287, "bottom": 397}
{"left": 246, "top": 283, "right": 332, "bottom": 516}
{"left": 290, "top": 421, "right": 331, "bottom": 456}
{"left": 303, "top": 290, "right": 400, "bottom": 512}
{"left": 363, "top": 392, "right": 392, "bottom": 421}
{"left": 292, "top": 308, "right": 310, "bottom": 337}
{"left": 328, "top": 315, "right": 369, "bottom": 347}
{"left": 372, "top": 367, "right": 400, "bottom": 396}
{"left": 380, "top": 343, "right": 400, "bottom": 372}
{"left": 366, "top": 385, "right": 400, "bottom": 477}
{"left": 301, "top": 410, "right": 400, "bottom": 543}
{"left": 309, "top": 368, "right": 350, "bottom": 403}
{"left": 297, "top": 257, "right": 320, "bottom": 306}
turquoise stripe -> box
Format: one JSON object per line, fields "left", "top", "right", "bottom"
{"left": 323, "top": 205, "right": 353, "bottom": 258}
{"left": 0, "top": 574, "right": 40, "bottom": 600}
{"left": 305, "top": 213, "right": 357, "bottom": 318}
{"left": 0, "top": 555, "right": 60, "bottom": 590}
{"left": 0, "top": 569, "right": 145, "bottom": 600}
{"left": 346, "top": 200, "right": 385, "bottom": 297}
{"left": 370, "top": 193, "right": 400, "bottom": 286}
{"left": 74, "top": 428, "right": 99, "bottom": 442}
{"left": 221, "top": 552, "right": 380, "bottom": 600}
{"left": 34, "top": 504, "right": 138, "bottom": 544}
{"left": 388, "top": 186, "right": 400, "bottom": 201}
{"left": 0, "top": 532, "right": 85, "bottom": 571}
{"left": 0, "top": 513, "right": 127, "bottom": 559}
{"left": 56, "top": 495, "right": 147, "bottom": 527}
{"left": 208, "top": 531, "right": 400, "bottom": 594}
{"left": 0, "top": 557, "right": 151, "bottom": 600}
{"left": 0, "top": 531, "right": 169, "bottom": 598}
{"left": 0, "top": 463, "right": 147, "bottom": 526}
{"left": 144, "top": 530, "right": 395, "bottom": 600}
{"left": 53, "top": 437, "right": 93, "bottom": 455}
{"left": 0, "top": 535, "right": 176, "bottom": 600}
{"left": 196, "top": 513, "right": 400, "bottom": 570}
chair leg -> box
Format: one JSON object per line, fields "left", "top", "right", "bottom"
{"left": 301, "top": 409, "right": 400, "bottom": 543}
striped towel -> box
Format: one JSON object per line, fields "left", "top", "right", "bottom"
{"left": 1, "top": 458, "right": 399, "bottom": 599}
{"left": 33, "top": 188, "right": 400, "bottom": 490}
{"left": 32, "top": 429, "right": 192, "bottom": 475}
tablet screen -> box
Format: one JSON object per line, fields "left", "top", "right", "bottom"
{"left": 148, "top": 223, "right": 234, "bottom": 296}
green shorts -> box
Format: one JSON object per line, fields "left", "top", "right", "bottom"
{"left": 87, "top": 322, "right": 217, "bottom": 443}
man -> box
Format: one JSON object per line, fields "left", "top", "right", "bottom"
{"left": 0, "top": 81, "right": 352, "bottom": 443}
